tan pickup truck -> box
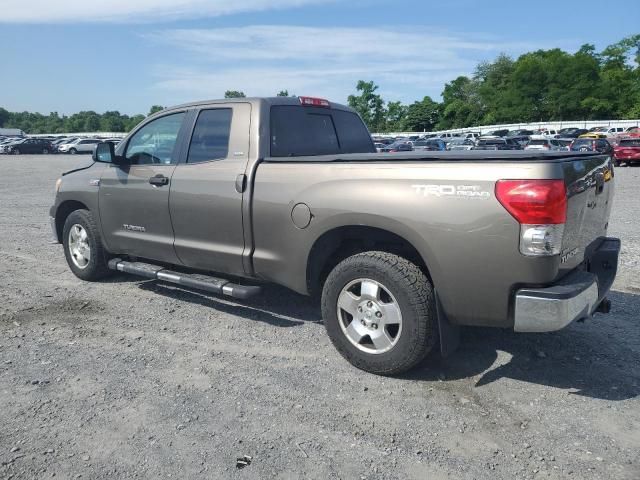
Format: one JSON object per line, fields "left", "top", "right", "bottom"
{"left": 50, "top": 96, "right": 620, "bottom": 375}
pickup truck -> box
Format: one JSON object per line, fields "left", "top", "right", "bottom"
{"left": 50, "top": 96, "right": 620, "bottom": 375}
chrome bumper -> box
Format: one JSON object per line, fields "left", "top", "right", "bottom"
{"left": 514, "top": 238, "right": 620, "bottom": 333}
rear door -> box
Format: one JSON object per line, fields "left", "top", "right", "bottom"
{"left": 99, "top": 111, "right": 187, "bottom": 263}
{"left": 169, "top": 103, "right": 251, "bottom": 276}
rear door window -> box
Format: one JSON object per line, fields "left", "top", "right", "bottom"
{"left": 187, "top": 109, "right": 232, "bottom": 163}
{"left": 270, "top": 106, "right": 374, "bottom": 157}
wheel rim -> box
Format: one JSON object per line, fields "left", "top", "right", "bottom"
{"left": 337, "top": 278, "right": 402, "bottom": 354}
{"left": 12, "top": 149, "right": 19, "bottom": 155}
{"left": 68, "top": 224, "right": 91, "bottom": 269}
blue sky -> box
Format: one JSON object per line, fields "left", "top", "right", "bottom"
{"left": 1, "top": 0, "right": 638, "bottom": 115}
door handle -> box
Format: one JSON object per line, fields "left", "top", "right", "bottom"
{"left": 235, "top": 174, "right": 247, "bottom": 193}
{"left": 149, "top": 174, "right": 169, "bottom": 187}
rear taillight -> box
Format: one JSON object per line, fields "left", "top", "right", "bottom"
{"left": 495, "top": 179, "right": 567, "bottom": 256}
{"left": 299, "top": 96, "right": 330, "bottom": 108}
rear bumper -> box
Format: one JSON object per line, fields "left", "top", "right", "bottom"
{"left": 513, "top": 237, "right": 620, "bottom": 333}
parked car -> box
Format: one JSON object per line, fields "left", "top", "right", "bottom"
{"left": 570, "top": 138, "right": 613, "bottom": 155}
{"left": 579, "top": 132, "right": 608, "bottom": 140}
{"left": 557, "top": 128, "right": 589, "bottom": 138}
{"left": 374, "top": 142, "right": 386, "bottom": 152}
{"left": 474, "top": 138, "right": 522, "bottom": 150}
{"left": 5, "top": 138, "right": 52, "bottom": 154}
{"left": 411, "top": 140, "right": 435, "bottom": 151}
{"left": 534, "top": 129, "right": 559, "bottom": 137}
{"left": 383, "top": 141, "right": 413, "bottom": 152}
{"left": 49, "top": 95, "right": 619, "bottom": 375}
{"left": 446, "top": 138, "right": 475, "bottom": 151}
{"left": 51, "top": 137, "right": 76, "bottom": 153}
{"left": 507, "top": 129, "right": 534, "bottom": 137}
{"left": 524, "top": 136, "right": 565, "bottom": 151}
{"left": 613, "top": 138, "right": 640, "bottom": 166}
{"left": 0, "top": 138, "right": 21, "bottom": 153}
{"left": 623, "top": 126, "right": 640, "bottom": 138}
{"left": 585, "top": 126, "right": 623, "bottom": 138}
{"left": 58, "top": 138, "right": 101, "bottom": 154}
{"left": 484, "top": 129, "right": 509, "bottom": 137}
{"left": 556, "top": 139, "right": 573, "bottom": 151}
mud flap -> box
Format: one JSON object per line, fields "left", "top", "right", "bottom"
{"left": 435, "top": 292, "right": 460, "bottom": 357}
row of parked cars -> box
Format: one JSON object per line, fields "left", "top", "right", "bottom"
{"left": 0, "top": 135, "right": 122, "bottom": 155}
{"left": 372, "top": 125, "right": 640, "bottom": 166}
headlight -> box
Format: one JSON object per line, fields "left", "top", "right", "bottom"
{"left": 55, "top": 178, "right": 62, "bottom": 193}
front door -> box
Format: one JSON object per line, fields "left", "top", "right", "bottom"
{"left": 98, "top": 111, "right": 187, "bottom": 264}
{"left": 170, "top": 103, "right": 251, "bottom": 276}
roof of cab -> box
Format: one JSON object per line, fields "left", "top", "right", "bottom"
{"left": 156, "top": 96, "right": 355, "bottom": 116}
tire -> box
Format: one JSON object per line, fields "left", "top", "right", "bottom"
{"left": 62, "top": 209, "right": 111, "bottom": 281}
{"left": 42, "top": 148, "right": 49, "bottom": 154}
{"left": 321, "top": 251, "right": 436, "bottom": 375}
{"left": 69, "top": 148, "right": 77, "bottom": 155}
{"left": 12, "top": 148, "right": 20, "bottom": 155}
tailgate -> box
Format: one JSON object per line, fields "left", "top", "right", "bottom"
{"left": 560, "top": 154, "right": 614, "bottom": 271}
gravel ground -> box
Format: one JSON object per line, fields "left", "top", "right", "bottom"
{"left": 1, "top": 155, "right": 639, "bottom": 480}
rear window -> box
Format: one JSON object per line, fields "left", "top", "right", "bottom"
{"left": 620, "top": 139, "right": 640, "bottom": 147}
{"left": 270, "top": 106, "right": 374, "bottom": 157}
{"left": 528, "top": 139, "right": 549, "bottom": 146}
{"left": 572, "top": 139, "right": 591, "bottom": 146}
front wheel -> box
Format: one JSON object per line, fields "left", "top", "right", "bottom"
{"left": 12, "top": 148, "right": 20, "bottom": 155}
{"left": 62, "top": 209, "right": 112, "bottom": 281}
{"left": 321, "top": 252, "right": 437, "bottom": 375}
{"left": 69, "top": 148, "right": 77, "bottom": 154}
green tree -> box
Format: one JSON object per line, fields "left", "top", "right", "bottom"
{"left": 224, "top": 90, "right": 246, "bottom": 98}
{"left": 0, "top": 107, "right": 9, "bottom": 127}
{"left": 402, "top": 97, "right": 441, "bottom": 132}
{"left": 385, "top": 101, "right": 408, "bottom": 132}
{"left": 347, "top": 80, "right": 386, "bottom": 132}
{"left": 276, "top": 90, "right": 290, "bottom": 97}
{"left": 148, "top": 105, "right": 164, "bottom": 116}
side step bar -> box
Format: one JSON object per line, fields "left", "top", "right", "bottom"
{"left": 108, "top": 258, "right": 262, "bottom": 300}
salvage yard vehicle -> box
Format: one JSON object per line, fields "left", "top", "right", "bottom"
{"left": 5, "top": 137, "right": 52, "bottom": 154}
{"left": 50, "top": 96, "right": 620, "bottom": 375}
{"left": 57, "top": 138, "right": 101, "bottom": 154}
{"left": 613, "top": 138, "right": 640, "bottom": 166}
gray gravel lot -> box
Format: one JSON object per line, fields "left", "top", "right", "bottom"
{"left": 1, "top": 155, "right": 639, "bottom": 480}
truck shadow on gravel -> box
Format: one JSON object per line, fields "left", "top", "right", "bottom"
{"left": 137, "top": 280, "right": 322, "bottom": 328}
{"left": 137, "top": 279, "right": 639, "bottom": 401}
{"left": 406, "top": 290, "right": 640, "bottom": 401}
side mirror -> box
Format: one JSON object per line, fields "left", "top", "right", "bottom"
{"left": 93, "top": 142, "right": 114, "bottom": 163}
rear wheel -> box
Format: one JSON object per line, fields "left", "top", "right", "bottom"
{"left": 62, "top": 209, "right": 111, "bottom": 281}
{"left": 321, "top": 251, "right": 436, "bottom": 375}
{"left": 42, "top": 148, "right": 49, "bottom": 154}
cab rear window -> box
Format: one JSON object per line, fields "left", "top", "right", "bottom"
{"left": 270, "top": 106, "right": 375, "bottom": 157}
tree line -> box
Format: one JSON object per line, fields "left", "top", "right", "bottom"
{"left": 0, "top": 91, "right": 292, "bottom": 134}
{"left": 1, "top": 35, "right": 637, "bottom": 134}
{"left": 348, "top": 34, "right": 640, "bottom": 132}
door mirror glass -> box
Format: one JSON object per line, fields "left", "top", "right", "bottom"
{"left": 93, "top": 142, "right": 114, "bottom": 163}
